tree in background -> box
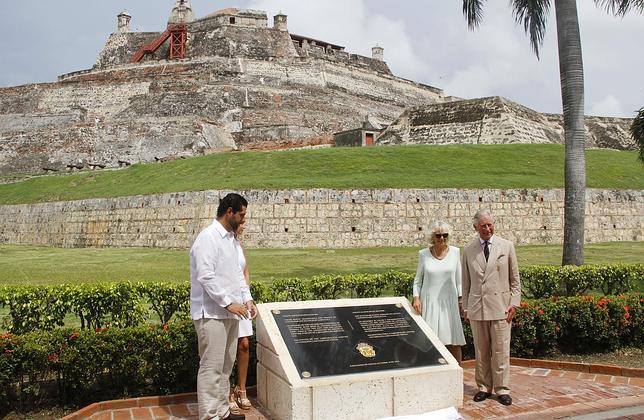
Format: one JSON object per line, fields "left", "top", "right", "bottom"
{"left": 461, "top": 0, "right": 643, "bottom": 266}
{"left": 631, "top": 107, "right": 644, "bottom": 163}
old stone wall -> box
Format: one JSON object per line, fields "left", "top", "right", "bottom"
{"left": 0, "top": 54, "right": 442, "bottom": 175}
{"left": 0, "top": 188, "right": 640, "bottom": 249}
{"left": 377, "top": 97, "right": 635, "bottom": 150}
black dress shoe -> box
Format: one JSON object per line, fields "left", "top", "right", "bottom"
{"left": 498, "top": 394, "right": 513, "bottom": 406}
{"left": 473, "top": 391, "right": 492, "bottom": 402}
{"left": 223, "top": 412, "right": 246, "bottom": 420}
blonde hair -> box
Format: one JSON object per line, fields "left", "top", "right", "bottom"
{"left": 430, "top": 220, "right": 451, "bottom": 246}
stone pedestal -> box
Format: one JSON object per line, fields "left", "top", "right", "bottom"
{"left": 256, "top": 297, "right": 463, "bottom": 420}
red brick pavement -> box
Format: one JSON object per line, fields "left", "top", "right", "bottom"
{"left": 62, "top": 360, "right": 644, "bottom": 420}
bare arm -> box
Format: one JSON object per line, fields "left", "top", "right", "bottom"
{"left": 412, "top": 251, "right": 424, "bottom": 315}
{"left": 461, "top": 246, "right": 471, "bottom": 321}
{"left": 239, "top": 244, "right": 256, "bottom": 319}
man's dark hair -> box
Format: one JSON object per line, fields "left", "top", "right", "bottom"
{"left": 217, "top": 193, "right": 248, "bottom": 217}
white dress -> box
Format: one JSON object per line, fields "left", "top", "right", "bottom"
{"left": 413, "top": 246, "right": 466, "bottom": 346}
{"left": 235, "top": 240, "right": 253, "bottom": 338}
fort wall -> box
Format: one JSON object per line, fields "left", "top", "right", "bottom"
{"left": 377, "top": 97, "right": 634, "bottom": 150}
{"left": 0, "top": 188, "right": 640, "bottom": 249}
{"left": 0, "top": 55, "right": 442, "bottom": 175}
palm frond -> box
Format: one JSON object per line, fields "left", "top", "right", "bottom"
{"left": 631, "top": 107, "right": 644, "bottom": 163}
{"left": 595, "top": 0, "right": 644, "bottom": 16}
{"left": 463, "top": 0, "right": 486, "bottom": 29}
{"left": 512, "top": 0, "right": 551, "bottom": 59}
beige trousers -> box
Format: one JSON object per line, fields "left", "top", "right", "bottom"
{"left": 194, "top": 318, "right": 239, "bottom": 420}
{"left": 470, "top": 319, "right": 511, "bottom": 395}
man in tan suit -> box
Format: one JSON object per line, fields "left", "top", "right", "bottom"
{"left": 462, "top": 210, "right": 521, "bottom": 406}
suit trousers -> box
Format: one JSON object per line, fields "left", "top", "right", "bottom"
{"left": 194, "top": 317, "right": 239, "bottom": 420}
{"left": 470, "top": 319, "right": 511, "bottom": 395}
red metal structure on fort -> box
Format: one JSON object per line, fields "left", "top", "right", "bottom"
{"left": 130, "top": 24, "right": 187, "bottom": 63}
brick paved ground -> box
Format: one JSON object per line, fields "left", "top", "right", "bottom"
{"left": 63, "top": 361, "right": 644, "bottom": 420}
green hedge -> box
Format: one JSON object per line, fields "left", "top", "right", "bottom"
{"left": 1, "top": 264, "right": 641, "bottom": 334}
{"left": 1, "top": 293, "right": 641, "bottom": 414}
{"left": 0, "top": 322, "right": 198, "bottom": 414}
{"left": 520, "top": 264, "right": 642, "bottom": 298}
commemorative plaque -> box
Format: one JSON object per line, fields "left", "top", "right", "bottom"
{"left": 272, "top": 303, "right": 444, "bottom": 378}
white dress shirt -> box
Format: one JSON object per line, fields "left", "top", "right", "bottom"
{"left": 479, "top": 234, "right": 495, "bottom": 251}
{"left": 189, "top": 220, "right": 252, "bottom": 320}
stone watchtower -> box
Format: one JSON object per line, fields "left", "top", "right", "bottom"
{"left": 372, "top": 45, "right": 384, "bottom": 61}
{"left": 117, "top": 11, "right": 131, "bottom": 33}
{"left": 273, "top": 12, "right": 288, "bottom": 31}
{"left": 168, "top": 0, "right": 196, "bottom": 24}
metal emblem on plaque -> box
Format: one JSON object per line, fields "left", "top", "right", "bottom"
{"left": 356, "top": 342, "right": 376, "bottom": 358}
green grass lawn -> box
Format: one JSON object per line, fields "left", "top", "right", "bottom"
{"left": 1, "top": 242, "right": 642, "bottom": 286}
{"left": 0, "top": 144, "right": 642, "bottom": 205}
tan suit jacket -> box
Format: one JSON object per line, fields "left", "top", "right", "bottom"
{"left": 462, "top": 235, "right": 521, "bottom": 320}
{"left": 462, "top": 234, "right": 521, "bottom": 395}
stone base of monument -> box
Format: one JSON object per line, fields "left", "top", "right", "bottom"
{"left": 256, "top": 297, "right": 463, "bottom": 420}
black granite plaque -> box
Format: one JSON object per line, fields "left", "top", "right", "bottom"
{"left": 272, "top": 303, "right": 445, "bottom": 379}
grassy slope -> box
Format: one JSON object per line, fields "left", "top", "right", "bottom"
{"left": 1, "top": 242, "right": 642, "bottom": 286}
{"left": 0, "top": 144, "right": 642, "bottom": 205}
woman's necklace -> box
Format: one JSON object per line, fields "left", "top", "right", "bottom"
{"left": 431, "top": 245, "right": 449, "bottom": 260}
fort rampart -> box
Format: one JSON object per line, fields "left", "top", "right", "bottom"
{"left": 0, "top": 188, "right": 640, "bottom": 249}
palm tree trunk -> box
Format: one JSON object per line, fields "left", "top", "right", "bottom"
{"left": 555, "top": 0, "right": 586, "bottom": 266}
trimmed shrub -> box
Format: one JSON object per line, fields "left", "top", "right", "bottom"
{"left": 521, "top": 264, "right": 641, "bottom": 299}
{"left": 1, "top": 322, "right": 198, "bottom": 414}
{"left": 0, "top": 293, "right": 641, "bottom": 414}
{"left": 1, "top": 265, "right": 640, "bottom": 335}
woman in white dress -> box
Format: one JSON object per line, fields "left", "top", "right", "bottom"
{"left": 229, "top": 221, "right": 254, "bottom": 413}
{"left": 412, "top": 221, "right": 466, "bottom": 364}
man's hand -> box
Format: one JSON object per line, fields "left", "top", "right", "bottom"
{"left": 412, "top": 297, "right": 422, "bottom": 315}
{"left": 463, "top": 309, "right": 469, "bottom": 323}
{"left": 226, "top": 302, "right": 249, "bottom": 318}
{"left": 505, "top": 305, "right": 516, "bottom": 322}
{"left": 245, "top": 300, "right": 258, "bottom": 320}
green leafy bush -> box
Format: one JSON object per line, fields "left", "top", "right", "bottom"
{"left": 382, "top": 271, "right": 415, "bottom": 298}
{"left": 348, "top": 274, "right": 387, "bottom": 298}
{"left": 270, "top": 278, "right": 310, "bottom": 302}
{"left": 521, "top": 264, "right": 641, "bottom": 298}
{"left": 308, "top": 274, "right": 352, "bottom": 299}
{"left": 1, "top": 264, "right": 640, "bottom": 335}
{"left": 1, "top": 293, "right": 641, "bottom": 414}
{"left": 139, "top": 282, "right": 190, "bottom": 324}
{"left": 1, "top": 322, "right": 198, "bottom": 414}
{"left": 1, "top": 286, "right": 73, "bottom": 334}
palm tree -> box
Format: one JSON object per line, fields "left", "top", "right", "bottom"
{"left": 631, "top": 107, "right": 644, "bottom": 163}
{"left": 462, "top": 0, "right": 643, "bottom": 266}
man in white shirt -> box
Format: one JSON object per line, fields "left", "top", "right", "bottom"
{"left": 190, "top": 193, "right": 257, "bottom": 420}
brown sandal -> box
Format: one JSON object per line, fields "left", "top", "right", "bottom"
{"left": 234, "top": 386, "right": 252, "bottom": 410}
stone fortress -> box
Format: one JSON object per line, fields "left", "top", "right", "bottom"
{"left": 0, "top": 0, "right": 635, "bottom": 176}
{"left": 0, "top": 1, "right": 640, "bottom": 249}
{"left": 0, "top": 2, "right": 443, "bottom": 176}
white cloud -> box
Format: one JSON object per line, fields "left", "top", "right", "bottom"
{"left": 245, "top": 0, "right": 425, "bottom": 79}
{"left": 589, "top": 94, "right": 625, "bottom": 117}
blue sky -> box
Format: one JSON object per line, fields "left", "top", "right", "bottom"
{"left": 2, "top": 0, "right": 642, "bottom": 117}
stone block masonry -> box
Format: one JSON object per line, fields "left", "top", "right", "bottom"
{"left": 377, "top": 96, "right": 634, "bottom": 150}
{"left": 0, "top": 188, "right": 641, "bottom": 249}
